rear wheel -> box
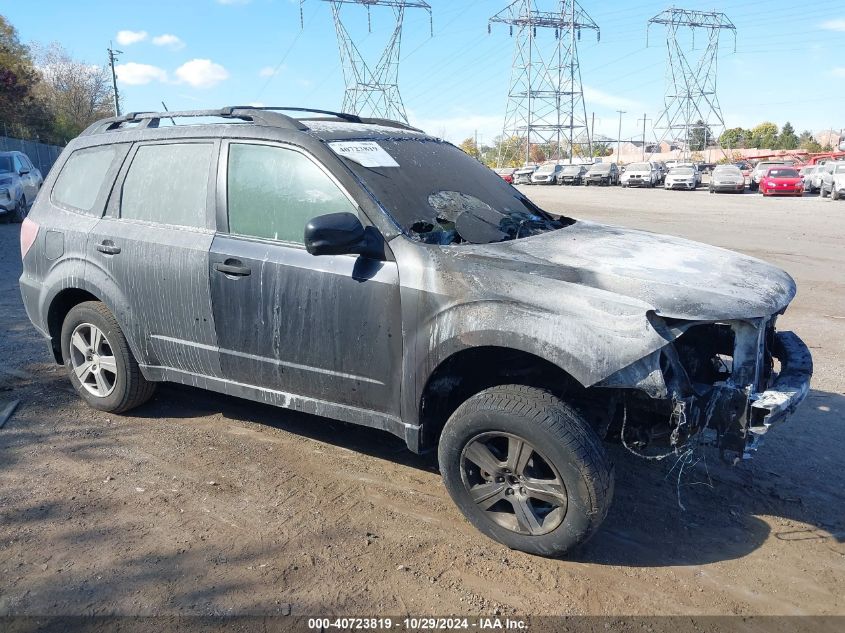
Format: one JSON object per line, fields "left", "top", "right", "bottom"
{"left": 61, "top": 301, "right": 156, "bottom": 413}
{"left": 439, "top": 385, "right": 614, "bottom": 557}
{"left": 833, "top": 186, "right": 841, "bottom": 201}
{"left": 821, "top": 183, "right": 829, "bottom": 198}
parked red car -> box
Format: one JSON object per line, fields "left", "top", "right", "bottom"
{"left": 759, "top": 166, "right": 803, "bottom": 197}
{"left": 493, "top": 167, "right": 516, "bottom": 184}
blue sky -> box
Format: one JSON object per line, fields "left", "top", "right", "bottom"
{"left": 5, "top": 0, "right": 845, "bottom": 144}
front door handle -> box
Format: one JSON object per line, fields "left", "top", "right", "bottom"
{"left": 96, "top": 240, "right": 121, "bottom": 255}
{"left": 214, "top": 259, "right": 251, "bottom": 277}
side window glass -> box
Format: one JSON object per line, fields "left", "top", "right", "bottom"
{"left": 52, "top": 145, "right": 120, "bottom": 214}
{"left": 227, "top": 143, "right": 358, "bottom": 244}
{"left": 121, "top": 143, "right": 213, "bottom": 228}
{"left": 13, "top": 156, "right": 24, "bottom": 172}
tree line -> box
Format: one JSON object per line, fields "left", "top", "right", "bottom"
{"left": 719, "top": 122, "right": 834, "bottom": 152}
{"left": 1, "top": 14, "right": 114, "bottom": 145}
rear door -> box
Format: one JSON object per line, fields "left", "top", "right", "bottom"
{"left": 208, "top": 140, "right": 402, "bottom": 415}
{"left": 88, "top": 140, "right": 222, "bottom": 376}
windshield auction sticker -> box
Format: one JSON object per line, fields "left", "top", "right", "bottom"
{"left": 328, "top": 141, "right": 400, "bottom": 168}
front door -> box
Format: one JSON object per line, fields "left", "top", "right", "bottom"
{"left": 209, "top": 141, "right": 402, "bottom": 415}
{"left": 88, "top": 140, "right": 221, "bottom": 376}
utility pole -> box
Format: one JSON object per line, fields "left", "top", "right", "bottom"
{"left": 616, "top": 110, "right": 626, "bottom": 162}
{"left": 638, "top": 113, "right": 651, "bottom": 161}
{"left": 590, "top": 112, "right": 595, "bottom": 161}
{"left": 107, "top": 42, "right": 122, "bottom": 116}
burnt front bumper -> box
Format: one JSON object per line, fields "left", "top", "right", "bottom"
{"left": 748, "top": 331, "right": 813, "bottom": 434}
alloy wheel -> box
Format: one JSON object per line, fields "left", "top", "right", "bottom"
{"left": 460, "top": 432, "right": 568, "bottom": 536}
{"left": 68, "top": 323, "right": 118, "bottom": 397}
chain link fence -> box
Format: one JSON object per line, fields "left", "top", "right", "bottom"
{"left": 0, "top": 136, "right": 65, "bottom": 176}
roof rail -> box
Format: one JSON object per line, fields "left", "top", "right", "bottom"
{"left": 79, "top": 105, "right": 423, "bottom": 136}
{"left": 80, "top": 107, "right": 309, "bottom": 136}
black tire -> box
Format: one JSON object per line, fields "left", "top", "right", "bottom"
{"left": 438, "top": 385, "right": 614, "bottom": 557}
{"left": 12, "top": 195, "right": 26, "bottom": 223}
{"left": 833, "top": 186, "right": 840, "bottom": 201}
{"left": 60, "top": 301, "right": 156, "bottom": 413}
{"left": 820, "top": 184, "right": 828, "bottom": 198}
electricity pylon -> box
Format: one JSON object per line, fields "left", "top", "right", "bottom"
{"left": 490, "top": 0, "right": 599, "bottom": 167}
{"left": 302, "top": 0, "right": 432, "bottom": 123}
{"left": 647, "top": 8, "right": 736, "bottom": 159}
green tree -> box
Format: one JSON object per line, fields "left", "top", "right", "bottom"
{"left": 688, "top": 120, "right": 714, "bottom": 151}
{"left": 750, "top": 122, "right": 779, "bottom": 149}
{"left": 777, "top": 122, "right": 798, "bottom": 150}
{"left": 0, "top": 14, "right": 44, "bottom": 139}
{"left": 719, "top": 127, "right": 751, "bottom": 149}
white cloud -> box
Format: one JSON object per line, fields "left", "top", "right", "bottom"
{"left": 582, "top": 86, "right": 642, "bottom": 111}
{"left": 833, "top": 67, "right": 845, "bottom": 78}
{"left": 820, "top": 19, "right": 845, "bottom": 32}
{"left": 174, "top": 58, "right": 230, "bottom": 88}
{"left": 115, "top": 62, "right": 168, "bottom": 85}
{"left": 259, "top": 66, "right": 280, "bottom": 77}
{"left": 115, "top": 30, "right": 148, "bottom": 46}
{"left": 152, "top": 34, "right": 185, "bottom": 50}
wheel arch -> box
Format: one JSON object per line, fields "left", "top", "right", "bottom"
{"left": 417, "top": 345, "right": 582, "bottom": 451}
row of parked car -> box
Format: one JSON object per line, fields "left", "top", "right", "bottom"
{"left": 496, "top": 157, "right": 845, "bottom": 198}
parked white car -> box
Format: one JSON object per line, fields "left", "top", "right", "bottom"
{"left": 620, "top": 161, "right": 659, "bottom": 188}
{"left": 512, "top": 165, "right": 537, "bottom": 185}
{"left": 819, "top": 161, "right": 845, "bottom": 200}
{"left": 664, "top": 166, "right": 698, "bottom": 190}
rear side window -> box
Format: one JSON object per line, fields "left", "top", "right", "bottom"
{"left": 52, "top": 145, "right": 119, "bottom": 214}
{"left": 227, "top": 143, "right": 357, "bottom": 244}
{"left": 121, "top": 143, "right": 213, "bottom": 229}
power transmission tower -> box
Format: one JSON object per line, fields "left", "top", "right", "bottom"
{"left": 489, "top": 1, "right": 599, "bottom": 167}
{"left": 302, "top": 0, "right": 432, "bottom": 123}
{"left": 647, "top": 8, "right": 736, "bottom": 160}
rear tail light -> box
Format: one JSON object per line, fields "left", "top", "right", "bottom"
{"left": 20, "top": 217, "right": 39, "bottom": 259}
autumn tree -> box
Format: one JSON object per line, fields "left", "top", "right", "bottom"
{"left": 32, "top": 43, "right": 114, "bottom": 141}
{"left": 458, "top": 136, "right": 480, "bottom": 161}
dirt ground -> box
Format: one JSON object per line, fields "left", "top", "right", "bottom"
{"left": 0, "top": 186, "right": 843, "bottom": 620}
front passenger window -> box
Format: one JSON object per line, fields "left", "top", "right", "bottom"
{"left": 227, "top": 143, "right": 358, "bottom": 244}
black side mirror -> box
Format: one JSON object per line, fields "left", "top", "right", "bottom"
{"left": 304, "top": 212, "right": 384, "bottom": 259}
{"left": 19, "top": 168, "right": 30, "bottom": 175}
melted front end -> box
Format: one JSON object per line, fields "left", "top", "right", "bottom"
{"left": 597, "top": 316, "right": 813, "bottom": 460}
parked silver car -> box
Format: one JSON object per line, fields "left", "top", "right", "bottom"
{"left": 557, "top": 164, "right": 587, "bottom": 185}
{"left": 512, "top": 165, "right": 537, "bottom": 185}
{"left": 0, "top": 151, "right": 43, "bottom": 222}
{"left": 530, "top": 163, "right": 564, "bottom": 185}
{"left": 800, "top": 165, "right": 819, "bottom": 193}
{"left": 709, "top": 165, "right": 745, "bottom": 193}
{"left": 819, "top": 161, "right": 845, "bottom": 200}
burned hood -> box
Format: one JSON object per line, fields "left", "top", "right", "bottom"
{"left": 458, "top": 220, "right": 796, "bottom": 321}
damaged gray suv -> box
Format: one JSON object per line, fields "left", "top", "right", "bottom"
{"left": 19, "top": 107, "right": 812, "bottom": 557}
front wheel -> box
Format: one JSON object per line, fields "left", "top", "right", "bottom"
{"left": 12, "top": 195, "right": 27, "bottom": 223}
{"left": 833, "top": 187, "right": 841, "bottom": 201}
{"left": 439, "top": 385, "right": 614, "bottom": 557}
{"left": 61, "top": 301, "right": 156, "bottom": 413}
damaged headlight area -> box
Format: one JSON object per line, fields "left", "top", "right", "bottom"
{"left": 596, "top": 316, "right": 813, "bottom": 461}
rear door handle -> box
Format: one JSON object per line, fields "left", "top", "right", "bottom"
{"left": 96, "top": 240, "right": 121, "bottom": 255}
{"left": 214, "top": 259, "right": 251, "bottom": 277}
